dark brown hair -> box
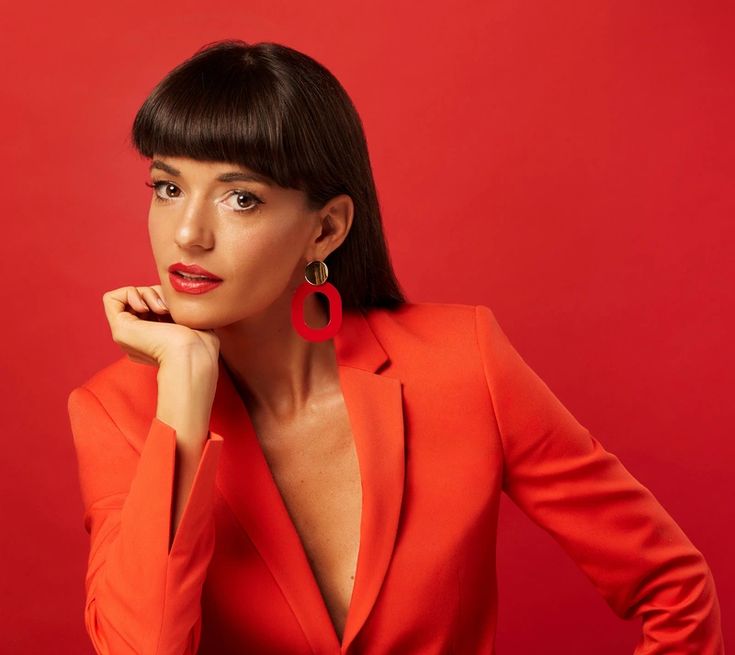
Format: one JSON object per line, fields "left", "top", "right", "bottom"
{"left": 129, "top": 39, "right": 407, "bottom": 311}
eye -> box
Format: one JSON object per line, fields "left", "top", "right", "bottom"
{"left": 145, "top": 180, "right": 181, "bottom": 202}
{"left": 144, "top": 181, "right": 263, "bottom": 213}
{"left": 223, "top": 189, "right": 264, "bottom": 213}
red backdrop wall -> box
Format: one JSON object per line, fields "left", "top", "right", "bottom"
{"left": 2, "top": 1, "right": 732, "bottom": 652}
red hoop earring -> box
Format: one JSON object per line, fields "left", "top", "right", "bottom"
{"left": 291, "top": 260, "right": 343, "bottom": 342}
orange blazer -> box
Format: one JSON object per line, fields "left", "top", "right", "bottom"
{"left": 67, "top": 302, "right": 723, "bottom": 655}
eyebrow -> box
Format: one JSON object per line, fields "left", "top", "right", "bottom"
{"left": 149, "top": 159, "right": 272, "bottom": 185}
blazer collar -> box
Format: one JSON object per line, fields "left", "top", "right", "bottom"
{"left": 332, "top": 305, "right": 389, "bottom": 373}
{"left": 210, "top": 307, "right": 405, "bottom": 654}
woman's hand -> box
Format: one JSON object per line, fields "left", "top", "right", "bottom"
{"left": 102, "top": 284, "right": 220, "bottom": 369}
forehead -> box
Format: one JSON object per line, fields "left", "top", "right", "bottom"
{"left": 149, "top": 156, "right": 274, "bottom": 186}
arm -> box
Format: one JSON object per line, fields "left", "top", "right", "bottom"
{"left": 474, "top": 304, "right": 724, "bottom": 654}
{"left": 67, "top": 384, "right": 223, "bottom": 655}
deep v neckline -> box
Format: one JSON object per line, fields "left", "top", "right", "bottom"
{"left": 210, "top": 308, "right": 407, "bottom": 654}
{"left": 221, "top": 356, "right": 361, "bottom": 641}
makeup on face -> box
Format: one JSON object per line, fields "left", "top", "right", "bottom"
{"left": 168, "top": 262, "right": 223, "bottom": 295}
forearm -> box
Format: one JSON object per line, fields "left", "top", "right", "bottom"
{"left": 156, "top": 356, "right": 218, "bottom": 549}
{"left": 69, "top": 383, "right": 224, "bottom": 655}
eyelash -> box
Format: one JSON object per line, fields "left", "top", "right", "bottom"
{"left": 144, "top": 181, "right": 264, "bottom": 212}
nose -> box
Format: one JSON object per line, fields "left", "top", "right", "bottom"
{"left": 174, "top": 199, "right": 215, "bottom": 250}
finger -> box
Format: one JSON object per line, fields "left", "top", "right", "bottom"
{"left": 154, "top": 286, "right": 170, "bottom": 309}
{"left": 150, "top": 285, "right": 171, "bottom": 310}
{"left": 127, "top": 287, "right": 151, "bottom": 314}
{"left": 102, "top": 288, "right": 133, "bottom": 325}
{"left": 139, "top": 287, "right": 169, "bottom": 313}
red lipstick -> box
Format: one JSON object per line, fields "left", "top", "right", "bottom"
{"left": 167, "top": 262, "right": 223, "bottom": 295}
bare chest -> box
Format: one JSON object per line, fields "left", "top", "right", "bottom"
{"left": 251, "top": 396, "right": 361, "bottom": 641}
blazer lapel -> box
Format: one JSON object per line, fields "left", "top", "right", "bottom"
{"left": 210, "top": 307, "right": 406, "bottom": 654}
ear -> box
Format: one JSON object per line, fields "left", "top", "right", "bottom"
{"left": 308, "top": 194, "right": 354, "bottom": 259}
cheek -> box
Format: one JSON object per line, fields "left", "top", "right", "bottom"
{"left": 148, "top": 216, "right": 167, "bottom": 264}
{"left": 223, "top": 223, "right": 304, "bottom": 288}
{"left": 237, "top": 214, "right": 307, "bottom": 258}
{"left": 226, "top": 234, "right": 299, "bottom": 281}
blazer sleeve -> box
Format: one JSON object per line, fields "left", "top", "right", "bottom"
{"left": 67, "top": 384, "right": 224, "bottom": 655}
{"left": 474, "top": 304, "right": 724, "bottom": 654}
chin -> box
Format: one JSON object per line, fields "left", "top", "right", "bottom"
{"left": 168, "top": 310, "right": 221, "bottom": 332}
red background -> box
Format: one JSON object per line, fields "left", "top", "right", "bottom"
{"left": 1, "top": 1, "right": 732, "bottom": 652}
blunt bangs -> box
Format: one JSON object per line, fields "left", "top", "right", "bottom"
{"left": 131, "top": 46, "right": 303, "bottom": 192}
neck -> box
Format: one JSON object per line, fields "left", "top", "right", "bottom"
{"left": 215, "top": 293, "right": 339, "bottom": 420}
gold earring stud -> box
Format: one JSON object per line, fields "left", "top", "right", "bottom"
{"left": 304, "top": 260, "right": 328, "bottom": 285}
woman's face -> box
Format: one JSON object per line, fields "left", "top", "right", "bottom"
{"left": 147, "top": 155, "right": 326, "bottom": 330}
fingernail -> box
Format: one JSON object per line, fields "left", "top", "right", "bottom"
{"left": 157, "top": 298, "right": 168, "bottom": 309}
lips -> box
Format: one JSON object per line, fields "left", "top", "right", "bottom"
{"left": 168, "top": 262, "right": 222, "bottom": 280}
{"left": 168, "top": 271, "right": 223, "bottom": 295}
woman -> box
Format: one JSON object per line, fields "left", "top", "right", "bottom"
{"left": 67, "top": 39, "right": 723, "bottom": 654}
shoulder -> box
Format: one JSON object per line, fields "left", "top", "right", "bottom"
{"left": 361, "top": 300, "right": 497, "bottom": 374}
{"left": 364, "top": 302, "right": 477, "bottom": 338}
{"left": 67, "top": 355, "right": 158, "bottom": 443}
{"left": 362, "top": 300, "right": 499, "bottom": 345}
{"left": 71, "top": 355, "right": 157, "bottom": 403}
